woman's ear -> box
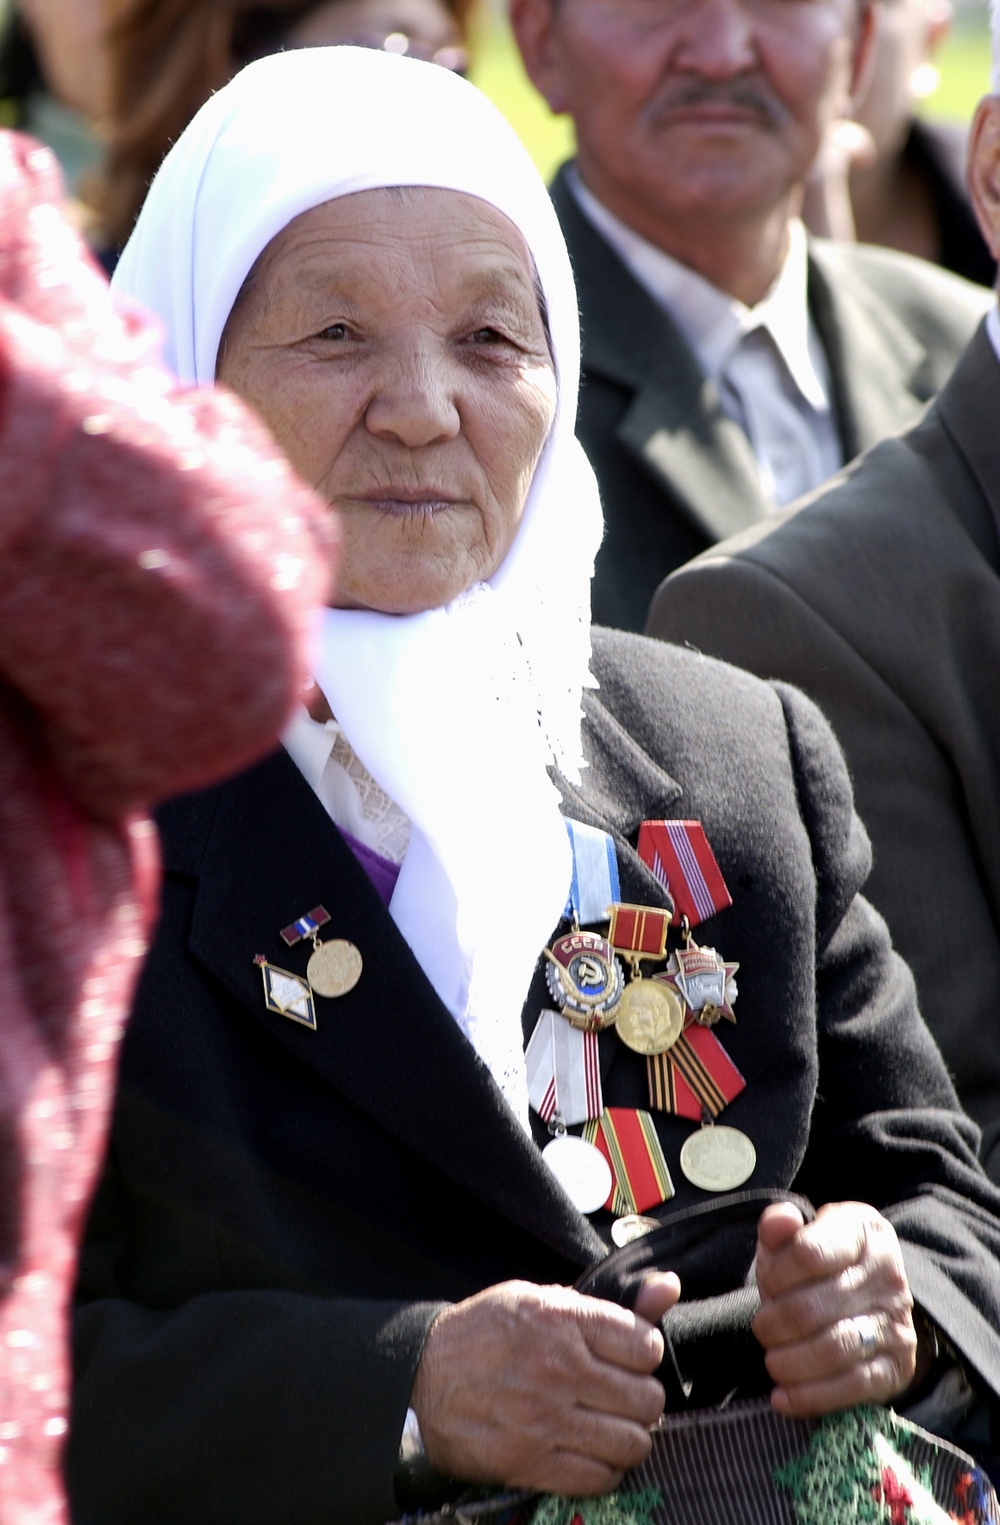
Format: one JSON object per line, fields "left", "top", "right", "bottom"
{"left": 968, "top": 95, "right": 1000, "bottom": 267}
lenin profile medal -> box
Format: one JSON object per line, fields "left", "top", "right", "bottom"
{"left": 607, "top": 903, "right": 684, "bottom": 1055}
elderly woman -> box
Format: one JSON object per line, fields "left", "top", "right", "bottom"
{"left": 68, "top": 46, "right": 1000, "bottom": 1525}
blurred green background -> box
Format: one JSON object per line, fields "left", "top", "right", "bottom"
{"left": 467, "top": 7, "right": 994, "bottom": 182}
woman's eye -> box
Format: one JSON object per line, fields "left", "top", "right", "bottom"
{"left": 315, "top": 323, "right": 349, "bottom": 341}
{"left": 468, "top": 327, "right": 509, "bottom": 345}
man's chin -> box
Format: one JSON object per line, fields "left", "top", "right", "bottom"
{"left": 629, "top": 141, "right": 791, "bottom": 220}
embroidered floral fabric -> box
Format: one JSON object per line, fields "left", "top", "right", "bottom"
{"left": 388, "top": 1400, "right": 1000, "bottom": 1525}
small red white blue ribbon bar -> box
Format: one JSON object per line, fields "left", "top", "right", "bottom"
{"left": 526, "top": 1010, "right": 603, "bottom": 1126}
{"left": 637, "top": 821, "right": 731, "bottom": 928}
{"left": 280, "top": 905, "right": 331, "bottom": 948}
{"left": 564, "top": 820, "right": 621, "bottom": 925}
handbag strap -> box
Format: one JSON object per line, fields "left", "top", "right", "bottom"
{"left": 576, "top": 1188, "right": 816, "bottom": 1405}
{"left": 574, "top": 1188, "right": 815, "bottom": 1297}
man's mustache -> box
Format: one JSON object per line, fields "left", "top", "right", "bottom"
{"left": 647, "top": 79, "right": 790, "bottom": 130}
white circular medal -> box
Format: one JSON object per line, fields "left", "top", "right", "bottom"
{"left": 542, "top": 1134, "right": 613, "bottom": 1214}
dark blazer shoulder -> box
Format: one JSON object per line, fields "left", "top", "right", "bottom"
{"left": 809, "top": 238, "right": 992, "bottom": 364}
{"left": 589, "top": 624, "right": 821, "bottom": 749}
{"left": 586, "top": 627, "right": 866, "bottom": 920}
{"left": 649, "top": 323, "right": 1000, "bottom": 622}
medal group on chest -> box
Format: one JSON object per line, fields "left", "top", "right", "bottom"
{"left": 250, "top": 816, "right": 754, "bottom": 1246}
{"left": 529, "top": 820, "right": 755, "bottom": 1241}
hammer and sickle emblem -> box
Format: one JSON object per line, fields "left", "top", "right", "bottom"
{"left": 576, "top": 956, "right": 604, "bottom": 988}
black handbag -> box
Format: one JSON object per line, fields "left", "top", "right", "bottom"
{"left": 388, "top": 1191, "right": 1000, "bottom": 1525}
{"left": 574, "top": 1187, "right": 814, "bottom": 1410}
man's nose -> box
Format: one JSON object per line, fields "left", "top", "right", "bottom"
{"left": 363, "top": 345, "right": 461, "bottom": 448}
{"left": 672, "top": 0, "right": 759, "bottom": 78}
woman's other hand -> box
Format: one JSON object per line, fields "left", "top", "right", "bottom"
{"left": 410, "top": 1273, "right": 679, "bottom": 1494}
{"left": 753, "top": 1201, "right": 920, "bottom": 1416}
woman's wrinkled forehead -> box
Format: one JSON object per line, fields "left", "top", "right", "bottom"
{"left": 113, "top": 47, "right": 580, "bottom": 411}
{"left": 223, "top": 186, "right": 553, "bottom": 365}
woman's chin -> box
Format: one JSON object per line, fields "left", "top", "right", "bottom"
{"left": 329, "top": 561, "right": 483, "bottom": 615}
{"left": 329, "top": 587, "right": 454, "bottom": 616}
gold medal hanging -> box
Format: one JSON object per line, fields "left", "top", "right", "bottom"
{"left": 679, "top": 1124, "right": 756, "bottom": 1192}
{"left": 280, "top": 905, "right": 363, "bottom": 999}
{"left": 607, "top": 904, "right": 685, "bottom": 1055}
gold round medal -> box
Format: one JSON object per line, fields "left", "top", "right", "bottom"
{"left": 306, "top": 939, "right": 363, "bottom": 999}
{"left": 614, "top": 978, "right": 684, "bottom": 1055}
{"left": 679, "top": 1126, "right": 756, "bottom": 1192}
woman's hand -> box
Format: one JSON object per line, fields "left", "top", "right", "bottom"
{"left": 410, "top": 1273, "right": 679, "bottom": 1494}
{"left": 753, "top": 1201, "right": 919, "bottom": 1416}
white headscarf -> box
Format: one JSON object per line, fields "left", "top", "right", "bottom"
{"left": 113, "top": 47, "right": 605, "bottom": 1128}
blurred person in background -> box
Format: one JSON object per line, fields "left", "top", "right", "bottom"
{"left": 0, "top": 129, "right": 332, "bottom": 1522}
{"left": 804, "top": 0, "right": 995, "bottom": 287}
{"left": 510, "top": 0, "right": 992, "bottom": 632}
{"left": 88, "top": 0, "right": 473, "bottom": 261}
{"left": 0, "top": 0, "right": 109, "bottom": 196}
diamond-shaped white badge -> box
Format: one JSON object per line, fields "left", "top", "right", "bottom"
{"left": 255, "top": 957, "right": 317, "bottom": 1031}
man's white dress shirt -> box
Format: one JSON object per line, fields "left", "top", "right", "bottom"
{"left": 569, "top": 171, "right": 843, "bottom": 509}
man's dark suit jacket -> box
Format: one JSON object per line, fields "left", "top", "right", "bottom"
{"left": 648, "top": 324, "right": 1000, "bottom": 1179}
{"left": 68, "top": 631, "right": 1000, "bottom": 1525}
{"left": 551, "top": 166, "right": 993, "bottom": 632}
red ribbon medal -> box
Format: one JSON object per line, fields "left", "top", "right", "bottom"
{"left": 635, "top": 821, "right": 745, "bottom": 1121}
{"left": 582, "top": 1107, "right": 674, "bottom": 1214}
{"left": 637, "top": 820, "right": 732, "bottom": 927}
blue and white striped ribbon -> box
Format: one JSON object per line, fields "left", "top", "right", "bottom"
{"left": 563, "top": 819, "right": 621, "bottom": 925}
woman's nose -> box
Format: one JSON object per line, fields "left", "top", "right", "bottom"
{"left": 363, "top": 349, "right": 461, "bottom": 447}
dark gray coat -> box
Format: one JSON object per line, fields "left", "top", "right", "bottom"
{"left": 552, "top": 166, "right": 993, "bottom": 632}
{"left": 69, "top": 631, "right": 1000, "bottom": 1525}
{"left": 648, "top": 323, "right": 1000, "bottom": 1182}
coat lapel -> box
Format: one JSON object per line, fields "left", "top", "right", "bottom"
{"left": 175, "top": 749, "right": 605, "bottom": 1270}
{"left": 807, "top": 240, "right": 934, "bottom": 460}
{"left": 552, "top": 168, "right": 772, "bottom": 545}
{"left": 558, "top": 686, "right": 685, "bottom": 910}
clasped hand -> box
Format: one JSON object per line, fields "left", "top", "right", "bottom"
{"left": 753, "top": 1200, "right": 919, "bottom": 1417}
{"left": 410, "top": 1201, "right": 919, "bottom": 1493}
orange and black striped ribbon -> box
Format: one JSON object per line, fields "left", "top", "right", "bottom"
{"left": 646, "top": 1024, "right": 745, "bottom": 1121}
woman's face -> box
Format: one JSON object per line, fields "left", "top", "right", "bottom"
{"left": 218, "top": 187, "right": 556, "bottom": 615}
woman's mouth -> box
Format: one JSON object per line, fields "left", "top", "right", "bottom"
{"left": 348, "top": 490, "right": 463, "bottom": 516}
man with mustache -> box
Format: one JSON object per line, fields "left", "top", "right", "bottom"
{"left": 510, "top": 0, "right": 991, "bottom": 631}
{"left": 645, "top": 17, "right": 1000, "bottom": 1185}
